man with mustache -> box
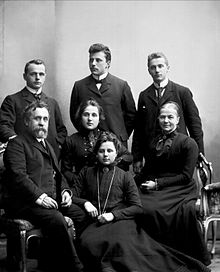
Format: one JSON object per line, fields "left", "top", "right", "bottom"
{"left": 0, "top": 59, "right": 67, "bottom": 159}
{"left": 2, "top": 100, "right": 84, "bottom": 272}
{"left": 69, "top": 43, "right": 136, "bottom": 150}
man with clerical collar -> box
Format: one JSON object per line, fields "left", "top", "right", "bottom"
{"left": 2, "top": 100, "right": 84, "bottom": 272}
{"left": 132, "top": 52, "right": 204, "bottom": 174}
{"left": 0, "top": 59, "right": 67, "bottom": 159}
{"left": 69, "top": 43, "right": 136, "bottom": 150}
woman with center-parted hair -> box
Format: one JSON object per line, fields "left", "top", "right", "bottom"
{"left": 61, "top": 98, "right": 132, "bottom": 188}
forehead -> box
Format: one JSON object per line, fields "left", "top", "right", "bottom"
{"left": 31, "top": 107, "right": 49, "bottom": 117}
{"left": 160, "top": 105, "right": 178, "bottom": 116}
{"left": 26, "top": 64, "right": 46, "bottom": 74}
{"left": 90, "top": 51, "right": 106, "bottom": 60}
{"left": 149, "top": 57, "right": 167, "bottom": 67}
{"left": 99, "top": 141, "right": 116, "bottom": 150}
{"left": 83, "top": 105, "right": 99, "bottom": 114}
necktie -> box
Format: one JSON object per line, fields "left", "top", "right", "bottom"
{"left": 34, "top": 93, "right": 41, "bottom": 100}
{"left": 156, "top": 87, "right": 163, "bottom": 100}
{"left": 40, "top": 140, "right": 47, "bottom": 150}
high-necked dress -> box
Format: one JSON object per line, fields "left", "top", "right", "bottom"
{"left": 61, "top": 128, "right": 132, "bottom": 187}
{"left": 72, "top": 164, "right": 210, "bottom": 272}
{"left": 136, "top": 130, "right": 210, "bottom": 266}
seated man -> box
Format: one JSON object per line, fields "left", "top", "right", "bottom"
{"left": 2, "top": 100, "right": 84, "bottom": 272}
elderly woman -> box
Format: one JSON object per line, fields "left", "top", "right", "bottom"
{"left": 61, "top": 98, "right": 132, "bottom": 187}
{"left": 135, "top": 101, "right": 210, "bottom": 266}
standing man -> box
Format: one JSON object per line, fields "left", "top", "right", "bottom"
{"left": 2, "top": 101, "right": 84, "bottom": 272}
{"left": 69, "top": 43, "right": 136, "bottom": 148}
{"left": 132, "top": 52, "right": 204, "bottom": 174}
{"left": 0, "top": 59, "right": 67, "bottom": 159}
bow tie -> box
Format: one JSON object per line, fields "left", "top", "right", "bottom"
{"left": 94, "top": 78, "right": 103, "bottom": 84}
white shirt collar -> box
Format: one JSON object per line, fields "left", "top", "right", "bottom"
{"left": 92, "top": 72, "right": 108, "bottom": 81}
{"left": 26, "top": 86, "right": 42, "bottom": 95}
{"left": 154, "top": 78, "right": 169, "bottom": 89}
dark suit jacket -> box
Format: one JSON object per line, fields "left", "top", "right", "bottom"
{"left": 0, "top": 87, "right": 67, "bottom": 158}
{"left": 132, "top": 80, "right": 204, "bottom": 162}
{"left": 69, "top": 73, "right": 136, "bottom": 143}
{"left": 2, "top": 133, "right": 69, "bottom": 214}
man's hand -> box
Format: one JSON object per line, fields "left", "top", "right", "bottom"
{"left": 98, "top": 213, "right": 114, "bottom": 224}
{"left": 133, "top": 161, "right": 143, "bottom": 174}
{"left": 61, "top": 191, "right": 72, "bottom": 207}
{"left": 84, "top": 201, "right": 98, "bottom": 218}
{"left": 41, "top": 196, "right": 58, "bottom": 209}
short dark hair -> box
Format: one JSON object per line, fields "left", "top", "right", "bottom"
{"left": 23, "top": 100, "right": 49, "bottom": 123}
{"left": 93, "top": 131, "right": 121, "bottom": 154}
{"left": 74, "top": 98, "right": 105, "bottom": 131}
{"left": 147, "top": 52, "right": 169, "bottom": 67}
{"left": 24, "top": 59, "right": 46, "bottom": 74}
{"left": 160, "top": 101, "right": 180, "bottom": 117}
{"left": 89, "top": 43, "right": 111, "bottom": 62}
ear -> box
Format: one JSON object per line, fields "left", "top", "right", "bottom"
{"left": 107, "top": 60, "right": 111, "bottom": 69}
{"left": 23, "top": 73, "right": 26, "bottom": 81}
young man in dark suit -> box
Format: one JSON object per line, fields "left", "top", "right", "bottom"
{"left": 69, "top": 43, "right": 136, "bottom": 148}
{"left": 3, "top": 101, "right": 84, "bottom": 272}
{"left": 0, "top": 59, "right": 67, "bottom": 159}
{"left": 132, "top": 52, "right": 204, "bottom": 174}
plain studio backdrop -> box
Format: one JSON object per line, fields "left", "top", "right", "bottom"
{"left": 0, "top": 0, "right": 219, "bottom": 180}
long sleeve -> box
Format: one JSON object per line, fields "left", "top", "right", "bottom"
{"left": 0, "top": 95, "right": 17, "bottom": 142}
{"left": 53, "top": 100, "right": 67, "bottom": 145}
{"left": 121, "top": 81, "right": 136, "bottom": 137}
{"left": 157, "top": 136, "right": 199, "bottom": 189}
{"left": 180, "top": 88, "right": 204, "bottom": 154}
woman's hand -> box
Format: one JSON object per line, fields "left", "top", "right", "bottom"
{"left": 61, "top": 191, "right": 72, "bottom": 207}
{"left": 84, "top": 201, "right": 98, "bottom": 218}
{"left": 140, "top": 180, "right": 156, "bottom": 191}
{"left": 98, "top": 213, "right": 114, "bottom": 224}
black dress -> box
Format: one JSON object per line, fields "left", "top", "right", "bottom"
{"left": 136, "top": 131, "right": 210, "bottom": 266}
{"left": 72, "top": 164, "right": 210, "bottom": 272}
{"left": 61, "top": 128, "right": 133, "bottom": 187}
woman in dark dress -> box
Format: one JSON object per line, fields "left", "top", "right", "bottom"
{"left": 72, "top": 131, "right": 210, "bottom": 272}
{"left": 135, "top": 101, "right": 211, "bottom": 266}
{"left": 61, "top": 98, "right": 132, "bottom": 187}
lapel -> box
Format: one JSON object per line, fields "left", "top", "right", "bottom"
{"left": 21, "top": 87, "right": 35, "bottom": 103}
{"left": 146, "top": 81, "right": 175, "bottom": 106}
{"left": 87, "top": 74, "right": 111, "bottom": 96}
{"left": 99, "top": 73, "right": 111, "bottom": 94}
{"left": 21, "top": 87, "right": 49, "bottom": 103}
{"left": 159, "top": 80, "right": 174, "bottom": 105}
{"left": 146, "top": 84, "right": 158, "bottom": 105}
{"left": 87, "top": 75, "right": 101, "bottom": 96}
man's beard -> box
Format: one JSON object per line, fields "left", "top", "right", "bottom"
{"left": 34, "top": 128, "right": 48, "bottom": 139}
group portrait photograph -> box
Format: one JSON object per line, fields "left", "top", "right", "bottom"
{"left": 0, "top": 1, "right": 220, "bottom": 272}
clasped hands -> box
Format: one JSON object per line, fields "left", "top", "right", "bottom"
{"left": 84, "top": 201, "right": 114, "bottom": 224}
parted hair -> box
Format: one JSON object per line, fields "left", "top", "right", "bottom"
{"left": 74, "top": 98, "right": 105, "bottom": 131}
{"left": 93, "top": 131, "right": 121, "bottom": 154}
